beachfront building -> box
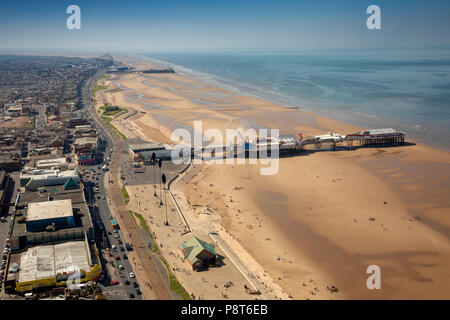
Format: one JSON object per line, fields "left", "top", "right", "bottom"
{"left": 128, "top": 142, "right": 173, "bottom": 161}
{"left": 179, "top": 237, "right": 220, "bottom": 271}
{"left": 346, "top": 128, "right": 405, "bottom": 147}
{"left": 73, "top": 136, "right": 99, "bottom": 165}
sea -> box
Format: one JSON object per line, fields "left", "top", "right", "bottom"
{"left": 138, "top": 48, "right": 450, "bottom": 150}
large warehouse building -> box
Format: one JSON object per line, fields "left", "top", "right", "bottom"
{"left": 26, "top": 199, "right": 75, "bottom": 232}
{"left": 5, "top": 238, "right": 101, "bottom": 293}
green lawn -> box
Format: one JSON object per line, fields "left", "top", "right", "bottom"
{"left": 129, "top": 211, "right": 191, "bottom": 300}
{"left": 101, "top": 116, "right": 128, "bottom": 141}
{"left": 100, "top": 105, "right": 128, "bottom": 116}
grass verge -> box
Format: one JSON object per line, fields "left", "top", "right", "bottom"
{"left": 101, "top": 116, "right": 128, "bottom": 141}
{"left": 121, "top": 186, "right": 130, "bottom": 205}
{"left": 129, "top": 210, "right": 191, "bottom": 300}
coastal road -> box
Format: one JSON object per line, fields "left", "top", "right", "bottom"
{"left": 84, "top": 72, "right": 173, "bottom": 300}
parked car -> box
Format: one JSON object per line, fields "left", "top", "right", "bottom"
{"left": 115, "top": 256, "right": 120, "bottom": 260}
{"left": 133, "top": 282, "right": 139, "bottom": 288}
{"left": 136, "top": 289, "right": 142, "bottom": 295}
{"left": 119, "top": 265, "right": 124, "bottom": 270}
{"left": 110, "top": 281, "right": 119, "bottom": 286}
{"left": 123, "top": 254, "right": 128, "bottom": 260}
{"left": 129, "top": 272, "right": 135, "bottom": 278}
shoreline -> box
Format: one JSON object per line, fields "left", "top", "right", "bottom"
{"left": 134, "top": 54, "right": 450, "bottom": 152}
{"left": 95, "top": 56, "right": 450, "bottom": 299}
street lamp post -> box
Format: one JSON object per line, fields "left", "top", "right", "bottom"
{"left": 152, "top": 153, "right": 157, "bottom": 197}
{"left": 162, "top": 174, "right": 168, "bottom": 226}
{"left": 158, "top": 159, "right": 163, "bottom": 205}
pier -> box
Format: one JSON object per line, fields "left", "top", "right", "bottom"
{"left": 186, "top": 128, "right": 406, "bottom": 160}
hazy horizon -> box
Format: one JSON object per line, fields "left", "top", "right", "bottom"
{"left": 1, "top": 0, "right": 449, "bottom": 52}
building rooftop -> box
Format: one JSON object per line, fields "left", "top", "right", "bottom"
{"left": 27, "top": 199, "right": 73, "bottom": 222}
{"left": 180, "top": 236, "right": 218, "bottom": 265}
{"left": 363, "top": 128, "right": 404, "bottom": 135}
{"left": 129, "top": 142, "right": 165, "bottom": 151}
{"left": 17, "top": 241, "right": 91, "bottom": 283}
{"left": 20, "top": 168, "right": 78, "bottom": 180}
{"left": 74, "top": 136, "right": 98, "bottom": 145}
{"left": 36, "top": 157, "right": 67, "bottom": 168}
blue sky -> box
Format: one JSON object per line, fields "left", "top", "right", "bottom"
{"left": 0, "top": 0, "right": 449, "bottom": 52}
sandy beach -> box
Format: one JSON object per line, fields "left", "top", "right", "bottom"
{"left": 94, "top": 56, "right": 450, "bottom": 299}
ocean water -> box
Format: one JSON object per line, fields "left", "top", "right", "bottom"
{"left": 139, "top": 49, "right": 450, "bottom": 150}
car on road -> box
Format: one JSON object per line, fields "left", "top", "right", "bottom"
{"left": 110, "top": 281, "right": 119, "bottom": 286}
{"left": 129, "top": 272, "right": 135, "bottom": 278}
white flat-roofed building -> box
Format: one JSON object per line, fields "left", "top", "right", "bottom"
{"left": 26, "top": 199, "right": 75, "bottom": 232}
{"left": 36, "top": 157, "right": 67, "bottom": 170}
{"left": 314, "top": 131, "right": 346, "bottom": 142}
{"left": 20, "top": 168, "right": 80, "bottom": 190}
